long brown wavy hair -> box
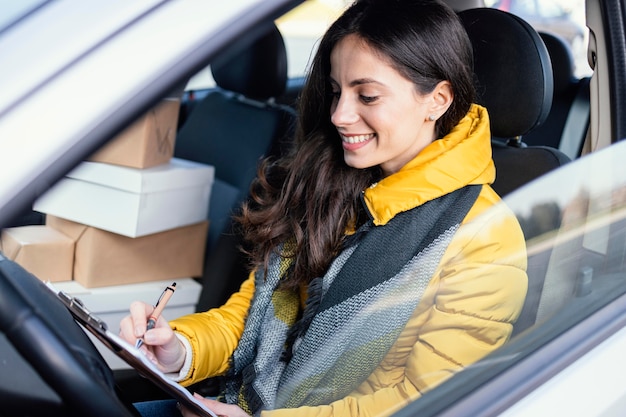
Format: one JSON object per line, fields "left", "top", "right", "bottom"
{"left": 237, "top": 0, "right": 476, "bottom": 288}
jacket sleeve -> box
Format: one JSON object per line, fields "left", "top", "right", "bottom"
{"left": 262, "top": 201, "right": 528, "bottom": 417}
{"left": 169, "top": 273, "right": 256, "bottom": 386}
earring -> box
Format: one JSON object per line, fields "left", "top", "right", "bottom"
{"left": 428, "top": 115, "right": 436, "bottom": 121}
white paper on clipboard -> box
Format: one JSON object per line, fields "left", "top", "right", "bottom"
{"left": 55, "top": 290, "right": 218, "bottom": 417}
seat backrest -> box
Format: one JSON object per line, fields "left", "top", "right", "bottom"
{"left": 488, "top": 141, "right": 571, "bottom": 197}
{"left": 175, "top": 25, "right": 297, "bottom": 311}
{"left": 175, "top": 24, "right": 297, "bottom": 254}
{"left": 458, "top": 8, "right": 570, "bottom": 197}
{"left": 459, "top": 8, "right": 572, "bottom": 336}
{"left": 521, "top": 31, "right": 590, "bottom": 158}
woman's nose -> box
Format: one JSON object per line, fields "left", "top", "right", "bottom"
{"left": 331, "top": 95, "right": 359, "bottom": 126}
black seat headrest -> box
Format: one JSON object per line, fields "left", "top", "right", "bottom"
{"left": 539, "top": 32, "right": 577, "bottom": 95}
{"left": 459, "top": 8, "right": 553, "bottom": 139}
{"left": 211, "top": 24, "right": 288, "bottom": 101}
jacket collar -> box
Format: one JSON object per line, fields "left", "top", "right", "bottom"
{"left": 362, "top": 104, "right": 494, "bottom": 226}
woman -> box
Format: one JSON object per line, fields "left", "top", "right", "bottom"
{"left": 120, "top": 0, "right": 528, "bottom": 416}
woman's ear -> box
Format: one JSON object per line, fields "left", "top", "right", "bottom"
{"left": 430, "top": 80, "right": 454, "bottom": 117}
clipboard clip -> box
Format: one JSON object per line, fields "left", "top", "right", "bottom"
{"left": 57, "top": 291, "right": 108, "bottom": 332}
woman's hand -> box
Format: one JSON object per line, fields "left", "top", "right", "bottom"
{"left": 119, "top": 301, "right": 186, "bottom": 373}
{"left": 180, "top": 394, "right": 250, "bottom": 417}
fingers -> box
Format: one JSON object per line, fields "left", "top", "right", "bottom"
{"left": 119, "top": 300, "right": 185, "bottom": 372}
{"left": 130, "top": 301, "right": 153, "bottom": 338}
{"left": 120, "top": 302, "right": 174, "bottom": 342}
{"left": 118, "top": 301, "right": 151, "bottom": 345}
{"left": 145, "top": 327, "right": 183, "bottom": 372}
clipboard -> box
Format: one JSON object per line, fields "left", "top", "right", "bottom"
{"left": 56, "top": 290, "right": 218, "bottom": 417}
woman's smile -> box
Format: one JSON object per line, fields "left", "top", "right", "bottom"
{"left": 340, "top": 132, "right": 376, "bottom": 150}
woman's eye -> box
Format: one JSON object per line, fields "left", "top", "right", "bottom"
{"left": 331, "top": 90, "right": 341, "bottom": 99}
{"left": 360, "top": 95, "right": 378, "bottom": 104}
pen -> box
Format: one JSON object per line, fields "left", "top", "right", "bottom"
{"left": 135, "top": 282, "right": 176, "bottom": 349}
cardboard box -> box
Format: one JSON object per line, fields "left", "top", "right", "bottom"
{"left": 34, "top": 158, "right": 214, "bottom": 238}
{"left": 51, "top": 278, "right": 202, "bottom": 369}
{"left": 0, "top": 225, "right": 74, "bottom": 282}
{"left": 47, "top": 216, "right": 208, "bottom": 288}
{"left": 88, "top": 99, "right": 180, "bottom": 169}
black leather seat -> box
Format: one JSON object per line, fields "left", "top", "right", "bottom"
{"left": 175, "top": 23, "right": 297, "bottom": 255}
{"left": 458, "top": 8, "right": 571, "bottom": 198}
{"left": 459, "top": 8, "right": 571, "bottom": 336}
{"left": 522, "top": 32, "right": 590, "bottom": 159}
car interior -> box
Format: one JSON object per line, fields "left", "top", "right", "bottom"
{"left": 173, "top": 22, "right": 297, "bottom": 313}
{"left": 0, "top": 0, "right": 600, "bottom": 416}
{"left": 174, "top": 22, "right": 297, "bottom": 256}
{"left": 523, "top": 31, "right": 591, "bottom": 159}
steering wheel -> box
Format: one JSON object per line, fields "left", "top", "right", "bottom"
{"left": 0, "top": 255, "right": 139, "bottom": 417}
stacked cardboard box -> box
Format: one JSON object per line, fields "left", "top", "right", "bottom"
{"left": 0, "top": 225, "right": 74, "bottom": 282}
{"left": 0, "top": 99, "right": 215, "bottom": 369}
{"left": 88, "top": 99, "right": 180, "bottom": 169}
{"left": 3, "top": 98, "right": 215, "bottom": 288}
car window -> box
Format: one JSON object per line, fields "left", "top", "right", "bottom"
{"left": 538, "top": 1, "right": 566, "bottom": 19}
{"left": 188, "top": 0, "right": 591, "bottom": 90}
{"left": 185, "top": 0, "right": 349, "bottom": 91}
{"left": 508, "top": 0, "right": 537, "bottom": 16}
{"left": 276, "top": 0, "right": 348, "bottom": 77}
{"left": 486, "top": 0, "right": 590, "bottom": 77}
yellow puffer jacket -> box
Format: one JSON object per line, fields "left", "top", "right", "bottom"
{"left": 170, "top": 104, "right": 528, "bottom": 417}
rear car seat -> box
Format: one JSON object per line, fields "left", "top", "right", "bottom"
{"left": 174, "top": 24, "right": 297, "bottom": 313}
{"left": 174, "top": 23, "right": 297, "bottom": 256}
{"left": 521, "top": 31, "right": 591, "bottom": 159}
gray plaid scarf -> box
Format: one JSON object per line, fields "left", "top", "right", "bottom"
{"left": 222, "top": 185, "right": 480, "bottom": 415}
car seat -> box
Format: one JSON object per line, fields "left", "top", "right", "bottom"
{"left": 458, "top": 8, "right": 571, "bottom": 198}
{"left": 458, "top": 8, "right": 571, "bottom": 336}
{"left": 521, "top": 31, "right": 591, "bottom": 159}
{"left": 173, "top": 25, "right": 298, "bottom": 314}
{"left": 174, "top": 23, "right": 297, "bottom": 255}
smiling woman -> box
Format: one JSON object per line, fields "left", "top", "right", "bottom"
{"left": 120, "top": 1, "right": 527, "bottom": 416}
{"left": 329, "top": 34, "right": 453, "bottom": 175}
{"left": 6, "top": 0, "right": 626, "bottom": 415}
